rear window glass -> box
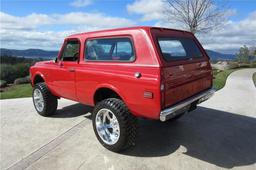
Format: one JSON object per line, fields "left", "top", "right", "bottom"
{"left": 85, "top": 38, "right": 135, "bottom": 61}
{"left": 158, "top": 38, "right": 203, "bottom": 61}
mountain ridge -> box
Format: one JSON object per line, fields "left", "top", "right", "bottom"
{"left": 0, "top": 48, "right": 236, "bottom": 61}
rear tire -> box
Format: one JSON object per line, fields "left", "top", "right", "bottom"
{"left": 92, "top": 98, "right": 137, "bottom": 152}
{"left": 32, "top": 82, "right": 58, "bottom": 117}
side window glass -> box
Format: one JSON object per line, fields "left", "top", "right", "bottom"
{"left": 61, "top": 41, "right": 80, "bottom": 61}
{"left": 85, "top": 38, "right": 135, "bottom": 61}
{"left": 112, "top": 41, "right": 133, "bottom": 60}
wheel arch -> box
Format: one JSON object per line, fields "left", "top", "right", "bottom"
{"left": 93, "top": 84, "right": 127, "bottom": 105}
{"left": 32, "top": 72, "right": 46, "bottom": 86}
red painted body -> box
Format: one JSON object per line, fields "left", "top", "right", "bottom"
{"left": 30, "top": 26, "right": 213, "bottom": 120}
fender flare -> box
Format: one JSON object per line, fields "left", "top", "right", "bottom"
{"left": 32, "top": 72, "right": 46, "bottom": 86}
{"left": 93, "top": 83, "right": 127, "bottom": 105}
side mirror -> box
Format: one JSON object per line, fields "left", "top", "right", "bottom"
{"left": 54, "top": 57, "right": 58, "bottom": 63}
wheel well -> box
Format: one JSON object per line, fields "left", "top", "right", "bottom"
{"left": 34, "top": 75, "right": 44, "bottom": 85}
{"left": 94, "top": 88, "right": 121, "bottom": 104}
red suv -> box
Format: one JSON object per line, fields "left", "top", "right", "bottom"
{"left": 30, "top": 26, "right": 214, "bottom": 152}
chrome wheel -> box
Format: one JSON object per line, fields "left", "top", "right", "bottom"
{"left": 95, "top": 108, "right": 120, "bottom": 145}
{"left": 33, "top": 89, "right": 44, "bottom": 112}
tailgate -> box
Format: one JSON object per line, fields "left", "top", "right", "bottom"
{"left": 162, "top": 62, "right": 212, "bottom": 108}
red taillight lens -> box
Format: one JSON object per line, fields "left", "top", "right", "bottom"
{"left": 160, "top": 83, "right": 165, "bottom": 108}
{"left": 160, "top": 84, "right": 164, "bottom": 91}
{"left": 160, "top": 68, "right": 165, "bottom": 109}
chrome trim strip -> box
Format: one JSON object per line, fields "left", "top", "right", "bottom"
{"left": 160, "top": 88, "right": 215, "bottom": 121}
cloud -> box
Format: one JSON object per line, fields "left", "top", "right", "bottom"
{"left": 197, "top": 11, "right": 256, "bottom": 53}
{"left": 0, "top": 3, "right": 255, "bottom": 54}
{"left": 55, "top": 12, "right": 135, "bottom": 28}
{"left": 0, "top": 12, "right": 53, "bottom": 31}
{"left": 70, "top": 0, "right": 93, "bottom": 7}
{"left": 0, "top": 12, "right": 134, "bottom": 30}
{"left": 0, "top": 11, "right": 135, "bottom": 50}
{"left": 127, "top": 0, "right": 188, "bottom": 30}
{"left": 0, "top": 29, "right": 68, "bottom": 50}
{"left": 127, "top": 0, "right": 165, "bottom": 21}
{"left": 155, "top": 11, "right": 256, "bottom": 53}
{"left": 127, "top": 0, "right": 255, "bottom": 53}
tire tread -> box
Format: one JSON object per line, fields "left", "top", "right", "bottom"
{"left": 92, "top": 98, "right": 137, "bottom": 152}
{"left": 33, "top": 82, "right": 57, "bottom": 116}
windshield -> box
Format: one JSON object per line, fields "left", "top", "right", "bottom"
{"left": 158, "top": 37, "right": 203, "bottom": 61}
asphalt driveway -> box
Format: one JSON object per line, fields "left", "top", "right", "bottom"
{"left": 1, "top": 68, "right": 256, "bottom": 170}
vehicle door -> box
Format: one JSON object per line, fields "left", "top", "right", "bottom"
{"left": 53, "top": 39, "right": 80, "bottom": 100}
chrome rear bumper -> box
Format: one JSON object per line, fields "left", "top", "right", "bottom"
{"left": 160, "top": 88, "right": 215, "bottom": 121}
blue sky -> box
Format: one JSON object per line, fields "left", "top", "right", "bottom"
{"left": 1, "top": 0, "right": 256, "bottom": 53}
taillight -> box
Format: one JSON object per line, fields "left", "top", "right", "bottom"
{"left": 160, "top": 82, "right": 165, "bottom": 108}
{"left": 160, "top": 68, "right": 165, "bottom": 109}
{"left": 160, "top": 84, "right": 164, "bottom": 91}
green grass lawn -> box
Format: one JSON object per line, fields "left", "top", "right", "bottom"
{"left": 253, "top": 72, "right": 256, "bottom": 87}
{"left": 0, "top": 84, "right": 32, "bottom": 99}
{"left": 213, "top": 69, "right": 237, "bottom": 90}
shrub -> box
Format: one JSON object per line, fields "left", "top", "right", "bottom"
{"left": 228, "top": 62, "right": 239, "bottom": 69}
{"left": 0, "top": 80, "right": 7, "bottom": 88}
{"left": 0, "top": 63, "right": 31, "bottom": 83}
{"left": 0, "top": 64, "right": 16, "bottom": 83}
{"left": 0, "top": 55, "right": 39, "bottom": 65}
{"left": 14, "top": 76, "right": 31, "bottom": 85}
{"left": 250, "top": 61, "right": 256, "bottom": 68}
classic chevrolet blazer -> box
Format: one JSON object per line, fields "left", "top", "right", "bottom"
{"left": 30, "top": 26, "right": 214, "bottom": 152}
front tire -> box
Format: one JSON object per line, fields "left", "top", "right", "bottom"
{"left": 32, "top": 82, "right": 58, "bottom": 117}
{"left": 92, "top": 98, "right": 137, "bottom": 152}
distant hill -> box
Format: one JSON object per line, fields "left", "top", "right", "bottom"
{"left": 0, "top": 48, "right": 58, "bottom": 59}
{"left": 0, "top": 48, "right": 236, "bottom": 61}
{"left": 205, "top": 50, "right": 236, "bottom": 61}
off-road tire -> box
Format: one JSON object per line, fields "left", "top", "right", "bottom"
{"left": 32, "top": 82, "right": 58, "bottom": 116}
{"left": 92, "top": 98, "right": 137, "bottom": 152}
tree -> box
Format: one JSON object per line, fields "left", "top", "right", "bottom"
{"left": 236, "top": 45, "right": 250, "bottom": 63}
{"left": 164, "top": 0, "right": 226, "bottom": 34}
{"left": 249, "top": 46, "right": 256, "bottom": 63}
{"left": 249, "top": 47, "right": 256, "bottom": 57}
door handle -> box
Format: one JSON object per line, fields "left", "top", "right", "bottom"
{"left": 134, "top": 72, "right": 141, "bottom": 78}
{"left": 68, "top": 68, "right": 76, "bottom": 72}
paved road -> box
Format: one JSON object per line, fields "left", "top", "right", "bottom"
{"left": 1, "top": 69, "right": 256, "bottom": 170}
{"left": 200, "top": 68, "right": 256, "bottom": 116}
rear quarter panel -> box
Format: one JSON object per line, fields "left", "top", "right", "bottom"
{"left": 76, "top": 64, "right": 161, "bottom": 119}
